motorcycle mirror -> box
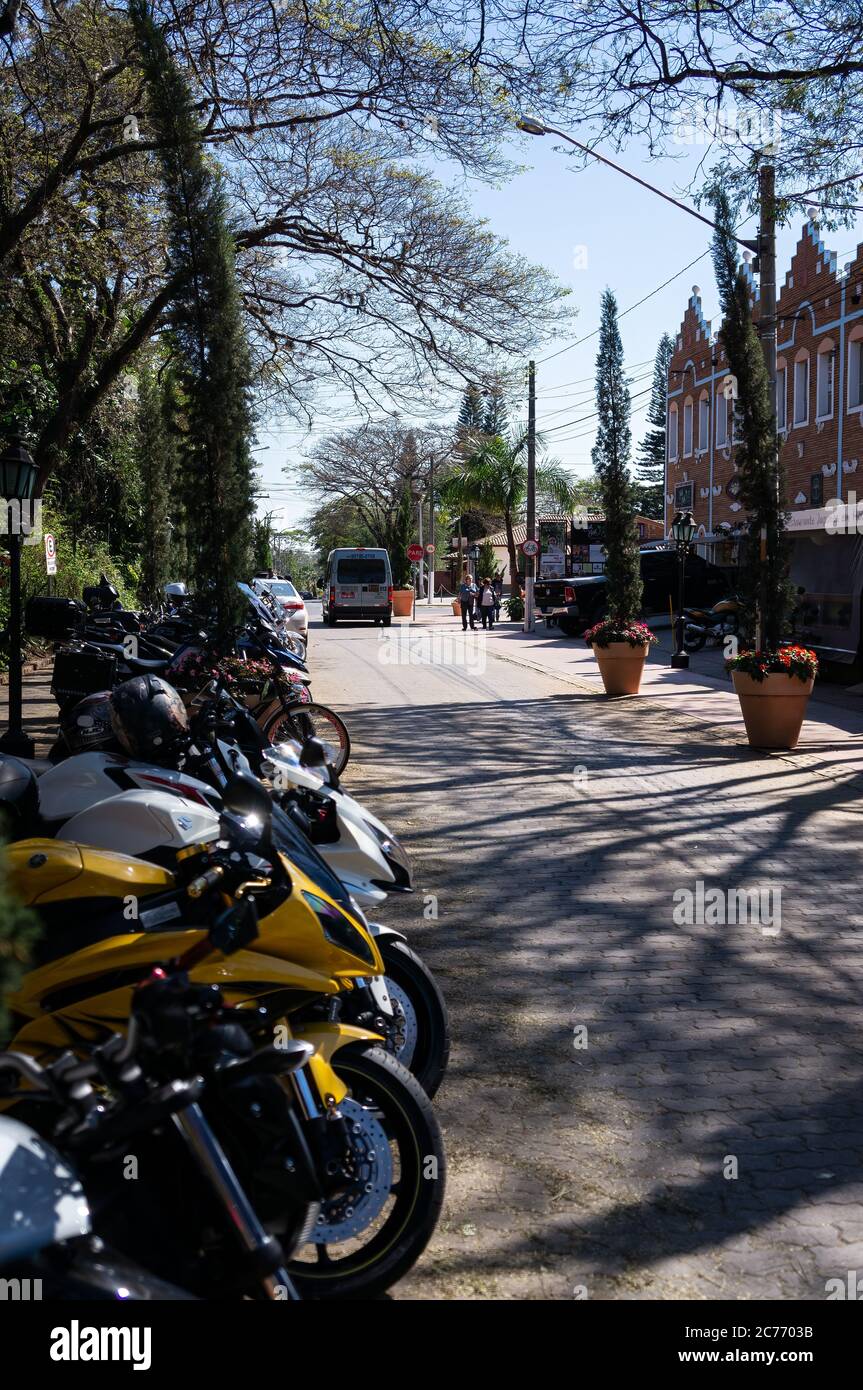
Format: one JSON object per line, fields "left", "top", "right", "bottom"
{"left": 298, "top": 737, "right": 328, "bottom": 770}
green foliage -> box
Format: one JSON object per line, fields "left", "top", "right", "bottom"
{"left": 307, "top": 498, "right": 375, "bottom": 565}
{"left": 592, "top": 289, "right": 641, "bottom": 624}
{"left": 503, "top": 594, "right": 524, "bottom": 621}
{"left": 441, "top": 431, "right": 576, "bottom": 591}
{"left": 390, "top": 486, "right": 415, "bottom": 588}
{"left": 476, "top": 539, "right": 497, "bottom": 580}
{"left": 712, "top": 191, "right": 792, "bottom": 649}
{"left": 0, "top": 849, "right": 41, "bottom": 1044}
{"left": 137, "top": 365, "right": 175, "bottom": 603}
{"left": 129, "top": 0, "right": 255, "bottom": 635}
{"left": 635, "top": 333, "right": 674, "bottom": 520}
{"left": 251, "top": 514, "right": 274, "bottom": 573}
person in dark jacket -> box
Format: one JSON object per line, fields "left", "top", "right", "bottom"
{"left": 478, "top": 577, "right": 496, "bottom": 629}
{"left": 459, "top": 575, "right": 479, "bottom": 630}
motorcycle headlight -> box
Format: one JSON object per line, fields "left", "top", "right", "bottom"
{"left": 302, "top": 890, "right": 376, "bottom": 967}
{"left": 368, "top": 824, "right": 413, "bottom": 891}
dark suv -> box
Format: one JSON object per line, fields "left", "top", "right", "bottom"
{"left": 535, "top": 550, "right": 732, "bottom": 636}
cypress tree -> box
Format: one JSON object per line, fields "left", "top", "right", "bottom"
{"left": 457, "top": 383, "right": 485, "bottom": 436}
{"left": 137, "top": 364, "right": 174, "bottom": 603}
{"left": 635, "top": 333, "right": 674, "bottom": 520}
{"left": 712, "top": 191, "right": 791, "bottom": 649}
{"left": 129, "top": 0, "right": 255, "bottom": 635}
{"left": 592, "top": 289, "right": 641, "bottom": 623}
{"left": 481, "top": 385, "right": 509, "bottom": 438}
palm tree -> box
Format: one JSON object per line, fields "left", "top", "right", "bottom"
{"left": 440, "top": 430, "right": 577, "bottom": 592}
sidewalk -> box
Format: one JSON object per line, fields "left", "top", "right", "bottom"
{"left": 395, "top": 607, "right": 863, "bottom": 788}
{"left": 0, "top": 664, "right": 57, "bottom": 757}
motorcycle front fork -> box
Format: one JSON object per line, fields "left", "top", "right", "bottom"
{"left": 173, "top": 1102, "right": 301, "bottom": 1300}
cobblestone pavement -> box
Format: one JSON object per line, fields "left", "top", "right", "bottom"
{"left": 310, "top": 610, "right": 863, "bottom": 1300}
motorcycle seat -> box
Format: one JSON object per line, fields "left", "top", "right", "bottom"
{"left": 125, "top": 656, "right": 171, "bottom": 673}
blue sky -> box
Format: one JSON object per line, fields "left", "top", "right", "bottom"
{"left": 253, "top": 128, "right": 863, "bottom": 532}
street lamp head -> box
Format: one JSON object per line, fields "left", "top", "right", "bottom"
{"left": 0, "top": 433, "right": 38, "bottom": 504}
{"left": 671, "top": 509, "right": 696, "bottom": 547}
{"left": 516, "top": 117, "right": 548, "bottom": 137}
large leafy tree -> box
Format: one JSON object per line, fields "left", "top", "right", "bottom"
{"left": 712, "top": 191, "right": 791, "bottom": 649}
{"left": 136, "top": 362, "right": 174, "bottom": 603}
{"left": 1, "top": 1, "right": 573, "bottom": 496}
{"left": 634, "top": 333, "right": 674, "bottom": 521}
{"left": 441, "top": 431, "right": 576, "bottom": 590}
{"left": 592, "top": 289, "right": 640, "bottom": 624}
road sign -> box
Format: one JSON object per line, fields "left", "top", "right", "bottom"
{"left": 407, "top": 543, "right": 424, "bottom": 562}
{"left": 521, "top": 538, "right": 539, "bottom": 557}
{"left": 44, "top": 533, "right": 57, "bottom": 575}
{"left": 424, "top": 543, "right": 436, "bottom": 555}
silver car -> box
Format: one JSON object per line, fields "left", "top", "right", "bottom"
{"left": 252, "top": 577, "right": 309, "bottom": 642}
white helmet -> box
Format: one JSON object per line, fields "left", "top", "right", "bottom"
{"left": 164, "top": 581, "right": 188, "bottom": 598}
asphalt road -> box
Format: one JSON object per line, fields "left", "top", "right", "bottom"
{"left": 309, "top": 603, "right": 863, "bottom": 1301}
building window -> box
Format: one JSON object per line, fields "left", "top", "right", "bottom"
{"left": 683, "top": 399, "right": 693, "bottom": 457}
{"left": 668, "top": 403, "right": 678, "bottom": 460}
{"left": 849, "top": 338, "right": 863, "bottom": 411}
{"left": 793, "top": 356, "right": 809, "bottom": 426}
{"left": 816, "top": 348, "right": 834, "bottom": 420}
{"left": 810, "top": 474, "right": 823, "bottom": 506}
{"left": 716, "top": 392, "right": 728, "bottom": 447}
{"left": 698, "top": 394, "right": 710, "bottom": 451}
{"left": 776, "top": 365, "right": 787, "bottom": 430}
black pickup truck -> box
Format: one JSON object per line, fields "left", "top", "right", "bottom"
{"left": 535, "top": 549, "right": 732, "bottom": 637}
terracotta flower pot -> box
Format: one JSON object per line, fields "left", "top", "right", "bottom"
{"left": 731, "top": 670, "right": 814, "bottom": 749}
{"left": 452, "top": 598, "right": 461, "bottom": 617}
{"left": 391, "top": 589, "right": 414, "bottom": 618}
{"left": 591, "top": 641, "right": 649, "bottom": 696}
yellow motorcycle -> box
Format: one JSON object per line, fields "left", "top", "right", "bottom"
{"left": 4, "top": 776, "right": 445, "bottom": 1300}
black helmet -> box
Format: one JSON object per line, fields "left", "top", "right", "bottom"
{"left": 59, "top": 691, "right": 116, "bottom": 753}
{"left": 0, "top": 755, "right": 39, "bottom": 838}
{"left": 109, "top": 675, "right": 189, "bottom": 760}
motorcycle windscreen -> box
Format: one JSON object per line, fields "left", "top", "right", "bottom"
{"left": 789, "top": 531, "right": 863, "bottom": 663}
{"left": 270, "top": 801, "right": 356, "bottom": 915}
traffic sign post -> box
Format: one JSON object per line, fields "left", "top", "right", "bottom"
{"left": 521, "top": 538, "right": 539, "bottom": 558}
{"left": 44, "top": 532, "right": 57, "bottom": 590}
{"left": 407, "top": 543, "right": 424, "bottom": 563}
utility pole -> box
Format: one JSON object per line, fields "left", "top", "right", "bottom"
{"left": 427, "top": 455, "right": 435, "bottom": 604}
{"left": 523, "top": 359, "right": 536, "bottom": 632}
{"left": 756, "top": 162, "right": 777, "bottom": 651}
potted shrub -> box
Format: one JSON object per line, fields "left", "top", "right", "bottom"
{"left": 711, "top": 192, "right": 814, "bottom": 747}
{"left": 585, "top": 618, "right": 657, "bottom": 695}
{"left": 586, "top": 289, "right": 651, "bottom": 695}
{"left": 726, "top": 646, "right": 818, "bottom": 749}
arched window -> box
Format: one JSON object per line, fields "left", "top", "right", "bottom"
{"left": 698, "top": 391, "right": 710, "bottom": 450}
{"left": 776, "top": 355, "right": 787, "bottom": 431}
{"left": 668, "top": 402, "right": 679, "bottom": 460}
{"left": 849, "top": 325, "right": 863, "bottom": 412}
{"left": 793, "top": 349, "right": 810, "bottom": 427}
{"left": 816, "top": 339, "right": 835, "bottom": 420}
{"left": 683, "top": 397, "right": 693, "bottom": 457}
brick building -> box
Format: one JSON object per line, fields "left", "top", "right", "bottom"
{"left": 665, "top": 218, "right": 863, "bottom": 661}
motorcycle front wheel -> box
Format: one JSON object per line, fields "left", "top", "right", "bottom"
{"left": 263, "top": 701, "right": 351, "bottom": 776}
{"left": 286, "top": 1044, "right": 445, "bottom": 1299}
{"left": 683, "top": 629, "right": 706, "bottom": 653}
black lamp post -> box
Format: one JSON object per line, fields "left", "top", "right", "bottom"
{"left": 671, "top": 508, "right": 696, "bottom": 670}
{"left": 0, "top": 433, "right": 39, "bottom": 757}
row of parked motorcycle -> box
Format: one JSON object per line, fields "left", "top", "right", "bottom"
{"left": 0, "top": 578, "right": 449, "bottom": 1299}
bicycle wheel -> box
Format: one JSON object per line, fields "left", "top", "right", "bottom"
{"left": 263, "top": 700, "right": 351, "bottom": 776}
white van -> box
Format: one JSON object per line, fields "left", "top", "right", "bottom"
{"left": 323, "top": 548, "right": 393, "bottom": 626}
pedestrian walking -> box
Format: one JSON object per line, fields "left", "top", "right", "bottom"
{"left": 459, "top": 575, "right": 479, "bottom": 630}
{"left": 478, "top": 577, "right": 496, "bottom": 630}
{"left": 492, "top": 573, "right": 503, "bottom": 621}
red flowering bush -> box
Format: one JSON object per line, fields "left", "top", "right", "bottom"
{"left": 584, "top": 618, "right": 658, "bottom": 649}
{"left": 167, "top": 648, "right": 305, "bottom": 696}
{"left": 726, "top": 646, "right": 818, "bottom": 683}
